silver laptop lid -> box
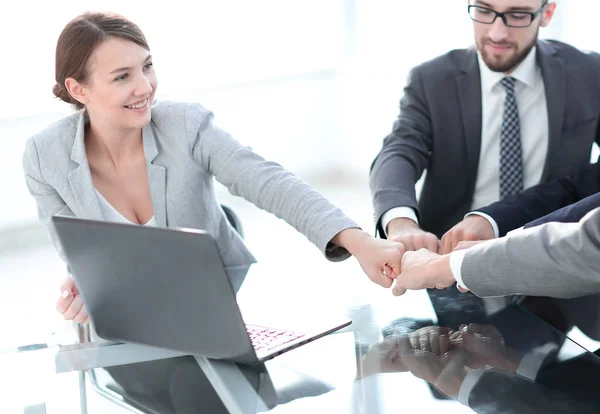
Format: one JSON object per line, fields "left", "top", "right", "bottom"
{"left": 51, "top": 215, "right": 258, "bottom": 364}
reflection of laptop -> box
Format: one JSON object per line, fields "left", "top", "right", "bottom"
{"left": 51, "top": 215, "right": 351, "bottom": 364}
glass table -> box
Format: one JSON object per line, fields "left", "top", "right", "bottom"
{"left": 3, "top": 262, "right": 600, "bottom": 414}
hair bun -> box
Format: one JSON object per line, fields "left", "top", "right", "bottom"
{"left": 52, "top": 83, "right": 78, "bottom": 106}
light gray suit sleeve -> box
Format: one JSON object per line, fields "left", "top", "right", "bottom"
{"left": 461, "top": 208, "right": 600, "bottom": 299}
{"left": 22, "top": 137, "right": 75, "bottom": 262}
{"left": 183, "top": 102, "right": 359, "bottom": 261}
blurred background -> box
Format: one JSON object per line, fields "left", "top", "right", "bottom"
{"left": 1, "top": 1, "right": 600, "bottom": 411}
{"left": 6, "top": 0, "right": 599, "bottom": 232}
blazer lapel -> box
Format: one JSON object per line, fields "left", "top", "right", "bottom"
{"left": 67, "top": 112, "right": 104, "bottom": 220}
{"left": 537, "top": 40, "right": 565, "bottom": 181}
{"left": 456, "top": 48, "right": 483, "bottom": 182}
{"left": 143, "top": 123, "right": 167, "bottom": 227}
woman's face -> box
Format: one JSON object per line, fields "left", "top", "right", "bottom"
{"left": 81, "top": 37, "right": 157, "bottom": 130}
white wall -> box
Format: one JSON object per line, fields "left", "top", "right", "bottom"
{"left": 1, "top": 0, "right": 599, "bottom": 230}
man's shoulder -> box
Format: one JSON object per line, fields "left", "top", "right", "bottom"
{"left": 411, "top": 47, "right": 476, "bottom": 77}
{"left": 541, "top": 39, "right": 600, "bottom": 65}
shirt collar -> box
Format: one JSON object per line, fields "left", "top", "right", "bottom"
{"left": 478, "top": 46, "right": 538, "bottom": 92}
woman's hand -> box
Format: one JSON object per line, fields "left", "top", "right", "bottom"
{"left": 357, "top": 335, "right": 411, "bottom": 379}
{"left": 333, "top": 229, "right": 405, "bottom": 288}
{"left": 56, "top": 277, "right": 90, "bottom": 324}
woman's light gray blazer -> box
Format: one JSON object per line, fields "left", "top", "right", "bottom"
{"left": 22, "top": 101, "right": 357, "bottom": 268}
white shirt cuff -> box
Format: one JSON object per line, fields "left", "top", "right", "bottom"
{"left": 516, "top": 343, "right": 559, "bottom": 381}
{"left": 381, "top": 207, "right": 418, "bottom": 237}
{"left": 465, "top": 212, "right": 500, "bottom": 238}
{"left": 507, "top": 226, "right": 525, "bottom": 237}
{"left": 458, "top": 369, "right": 486, "bottom": 406}
{"left": 449, "top": 249, "right": 469, "bottom": 290}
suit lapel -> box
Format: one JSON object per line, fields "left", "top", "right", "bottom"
{"left": 456, "top": 48, "right": 483, "bottom": 180}
{"left": 67, "top": 112, "right": 104, "bottom": 220}
{"left": 143, "top": 123, "right": 167, "bottom": 227}
{"left": 537, "top": 40, "right": 565, "bottom": 181}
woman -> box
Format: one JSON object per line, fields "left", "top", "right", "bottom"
{"left": 23, "top": 12, "right": 404, "bottom": 413}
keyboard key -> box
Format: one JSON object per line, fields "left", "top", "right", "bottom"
{"left": 245, "top": 324, "right": 306, "bottom": 351}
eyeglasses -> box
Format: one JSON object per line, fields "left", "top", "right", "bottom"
{"left": 468, "top": 0, "right": 549, "bottom": 28}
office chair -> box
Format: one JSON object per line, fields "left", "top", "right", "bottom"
{"left": 76, "top": 203, "right": 244, "bottom": 414}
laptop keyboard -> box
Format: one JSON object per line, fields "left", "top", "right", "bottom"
{"left": 245, "top": 324, "right": 305, "bottom": 351}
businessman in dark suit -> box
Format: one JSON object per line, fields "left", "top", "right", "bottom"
{"left": 370, "top": 0, "right": 600, "bottom": 329}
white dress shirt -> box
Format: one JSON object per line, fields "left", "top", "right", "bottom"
{"left": 382, "top": 46, "right": 549, "bottom": 236}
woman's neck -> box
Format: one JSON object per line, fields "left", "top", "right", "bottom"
{"left": 85, "top": 121, "right": 144, "bottom": 168}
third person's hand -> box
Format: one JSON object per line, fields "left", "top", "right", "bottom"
{"left": 439, "top": 215, "right": 495, "bottom": 254}
{"left": 387, "top": 218, "right": 439, "bottom": 252}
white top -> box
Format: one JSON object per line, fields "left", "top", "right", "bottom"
{"left": 95, "top": 188, "right": 157, "bottom": 227}
{"left": 381, "top": 47, "right": 548, "bottom": 235}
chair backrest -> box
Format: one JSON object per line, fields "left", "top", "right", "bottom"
{"left": 220, "top": 203, "right": 244, "bottom": 239}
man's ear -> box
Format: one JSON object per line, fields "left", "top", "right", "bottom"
{"left": 540, "top": 1, "right": 557, "bottom": 28}
{"left": 64, "top": 78, "right": 88, "bottom": 106}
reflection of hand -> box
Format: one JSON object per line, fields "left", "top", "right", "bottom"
{"left": 402, "top": 349, "right": 468, "bottom": 399}
{"left": 457, "top": 324, "right": 521, "bottom": 373}
{"left": 333, "top": 229, "right": 406, "bottom": 288}
{"left": 407, "top": 326, "right": 462, "bottom": 356}
{"left": 357, "top": 335, "right": 412, "bottom": 378}
{"left": 56, "top": 277, "right": 90, "bottom": 324}
{"left": 387, "top": 218, "right": 439, "bottom": 252}
{"left": 392, "top": 249, "right": 456, "bottom": 296}
{"left": 439, "top": 215, "right": 495, "bottom": 254}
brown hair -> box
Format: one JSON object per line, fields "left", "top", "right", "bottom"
{"left": 53, "top": 12, "right": 150, "bottom": 109}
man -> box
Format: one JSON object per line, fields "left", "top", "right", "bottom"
{"left": 370, "top": 0, "right": 600, "bottom": 245}
{"left": 391, "top": 205, "right": 600, "bottom": 300}
{"left": 369, "top": 0, "right": 600, "bottom": 326}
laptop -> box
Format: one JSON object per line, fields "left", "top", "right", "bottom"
{"left": 51, "top": 215, "right": 351, "bottom": 364}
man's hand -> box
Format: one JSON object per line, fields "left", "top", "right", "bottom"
{"left": 387, "top": 218, "right": 439, "bottom": 253}
{"left": 56, "top": 277, "right": 90, "bottom": 324}
{"left": 439, "top": 215, "right": 495, "bottom": 254}
{"left": 391, "top": 249, "right": 455, "bottom": 296}
{"left": 454, "top": 240, "right": 487, "bottom": 251}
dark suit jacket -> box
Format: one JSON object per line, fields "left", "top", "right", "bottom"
{"left": 468, "top": 350, "right": 600, "bottom": 413}
{"left": 370, "top": 40, "right": 600, "bottom": 238}
{"left": 525, "top": 191, "right": 600, "bottom": 228}
{"left": 477, "top": 159, "right": 600, "bottom": 236}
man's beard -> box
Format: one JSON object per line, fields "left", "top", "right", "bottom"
{"left": 478, "top": 31, "right": 538, "bottom": 73}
